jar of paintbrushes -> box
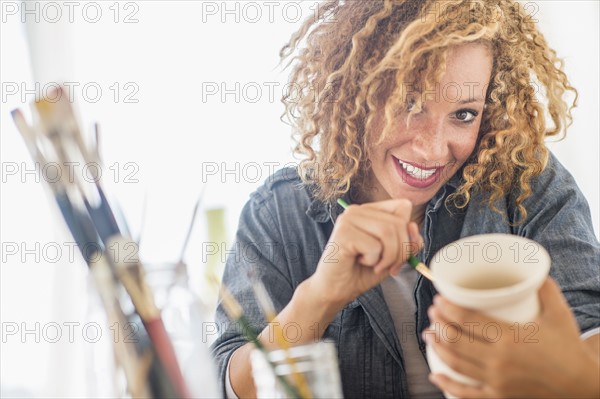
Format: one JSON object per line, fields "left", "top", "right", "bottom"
{"left": 217, "top": 277, "right": 344, "bottom": 399}
{"left": 250, "top": 340, "right": 344, "bottom": 399}
{"left": 11, "top": 85, "right": 220, "bottom": 399}
{"left": 141, "top": 261, "right": 219, "bottom": 398}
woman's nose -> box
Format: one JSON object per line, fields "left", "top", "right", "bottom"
{"left": 409, "top": 118, "right": 446, "bottom": 163}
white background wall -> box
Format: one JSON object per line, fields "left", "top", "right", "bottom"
{"left": 1, "top": 1, "right": 598, "bottom": 397}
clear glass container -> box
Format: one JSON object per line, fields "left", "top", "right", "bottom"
{"left": 250, "top": 341, "right": 344, "bottom": 398}
{"left": 142, "top": 261, "right": 219, "bottom": 398}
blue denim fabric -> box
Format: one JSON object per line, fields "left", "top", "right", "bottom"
{"left": 210, "top": 153, "right": 600, "bottom": 398}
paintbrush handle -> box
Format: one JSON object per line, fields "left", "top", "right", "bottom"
{"left": 408, "top": 256, "right": 434, "bottom": 281}
{"left": 252, "top": 281, "right": 312, "bottom": 398}
{"left": 144, "top": 318, "right": 191, "bottom": 399}
{"left": 237, "top": 316, "right": 303, "bottom": 399}
{"left": 90, "top": 254, "right": 152, "bottom": 398}
{"left": 84, "top": 187, "right": 121, "bottom": 243}
{"left": 55, "top": 191, "right": 104, "bottom": 263}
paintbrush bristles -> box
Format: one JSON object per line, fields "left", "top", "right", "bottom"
{"left": 34, "top": 86, "right": 93, "bottom": 165}
{"left": 11, "top": 109, "right": 46, "bottom": 163}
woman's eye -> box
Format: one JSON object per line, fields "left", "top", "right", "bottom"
{"left": 454, "top": 109, "right": 478, "bottom": 123}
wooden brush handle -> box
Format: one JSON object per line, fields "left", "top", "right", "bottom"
{"left": 144, "top": 317, "right": 191, "bottom": 399}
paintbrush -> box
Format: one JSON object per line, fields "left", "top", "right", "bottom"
{"left": 34, "top": 88, "right": 129, "bottom": 242}
{"left": 336, "top": 198, "right": 434, "bottom": 281}
{"left": 34, "top": 86, "right": 95, "bottom": 167}
{"left": 11, "top": 109, "right": 49, "bottom": 169}
{"left": 177, "top": 187, "right": 206, "bottom": 265}
{"left": 108, "top": 235, "right": 191, "bottom": 399}
{"left": 91, "top": 122, "right": 133, "bottom": 240}
{"left": 210, "top": 275, "right": 303, "bottom": 398}
{"left": 13, "top": 87, "right": 189, "bottom": 398}
{"left": 12, "top": 109, "right": 105, "bottom": 261}
{"left": 90, "top": 251, "right": 152, "bottom": 398}
{"left": 249, "top": 273, "right": 313, "bottom": 399}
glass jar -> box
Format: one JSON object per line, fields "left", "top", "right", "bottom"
{"left": 141, "top": 261, "right": 219, "bottom": 398}
{"left": 250, "top": 341, "right": 343, "bottom": 398}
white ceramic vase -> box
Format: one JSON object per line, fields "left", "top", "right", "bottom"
{"left": 426, "top": 234, "right": 551, "bottom": 398}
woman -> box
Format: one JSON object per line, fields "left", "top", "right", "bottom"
{"left": 211, "top": 1, "right": 600, "bottom": 397}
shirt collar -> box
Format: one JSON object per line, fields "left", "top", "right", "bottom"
{"left": 305, "top": 190, "right": 351, "bottom": 224}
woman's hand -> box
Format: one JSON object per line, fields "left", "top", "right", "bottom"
{"left": 306, "top": 199, "right": 424, "bottom": 312}
{"left": 229, "top": 199, "right": 424, "bottom": 398}
{"left": 425, "top": 277, "right": 600, "bottom": 398}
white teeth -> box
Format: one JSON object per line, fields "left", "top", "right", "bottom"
{"left": 398, "top": 160, "right": 436, "bottom": 180}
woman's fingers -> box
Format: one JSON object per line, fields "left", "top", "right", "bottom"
{"left": 426, "top": 341, "right": 486, "bottom": 382}
{"left": 320, "top": 198, "right": 425, "bottom": 304}
{"left": 338, "top": 206, "right": 403, "bottom": 271}
{"left": 336, "top": 201, "right": 422, "bottom": 273}
{"left": 429, "top": 296, "right": 506, "bottom": 342}
{"left": 537, "top": 277, "right": 579, "bottom": 326}
{"left": 389, "top": 263, "right": 403, "bottom": 276}
{"left": 425, "top": 305, "right": 491, "bottom": 369}
{"left": 425, "top": 278, "right": 599, "bottom": 398}
{"left": 429, "top": 373, "right": 491, "bottom": 399}
{"left": 332, "top": 219, "right": 383, "bottom": 267}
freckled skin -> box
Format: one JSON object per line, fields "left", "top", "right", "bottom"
{"left": 365, "top": 43, "right": 493, "bottom": 222}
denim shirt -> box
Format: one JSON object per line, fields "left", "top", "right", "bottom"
{"left": 210, "top": 153, "right": 600, "bottom": 398}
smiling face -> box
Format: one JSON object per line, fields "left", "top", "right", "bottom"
{"left": 363, "top": 43, "right": 493, "bottom": 220}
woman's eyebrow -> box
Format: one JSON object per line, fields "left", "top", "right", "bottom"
{"left": 458, "top": 98, "right": 485, "bottom": 104}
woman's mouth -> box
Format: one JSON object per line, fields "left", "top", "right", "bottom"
{"left": 393, "top": 156, "right": 445, "bottom": 189}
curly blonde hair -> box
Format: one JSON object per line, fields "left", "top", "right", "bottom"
{"left": 280, "top": 0, "right": 577, "bottom": 222}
